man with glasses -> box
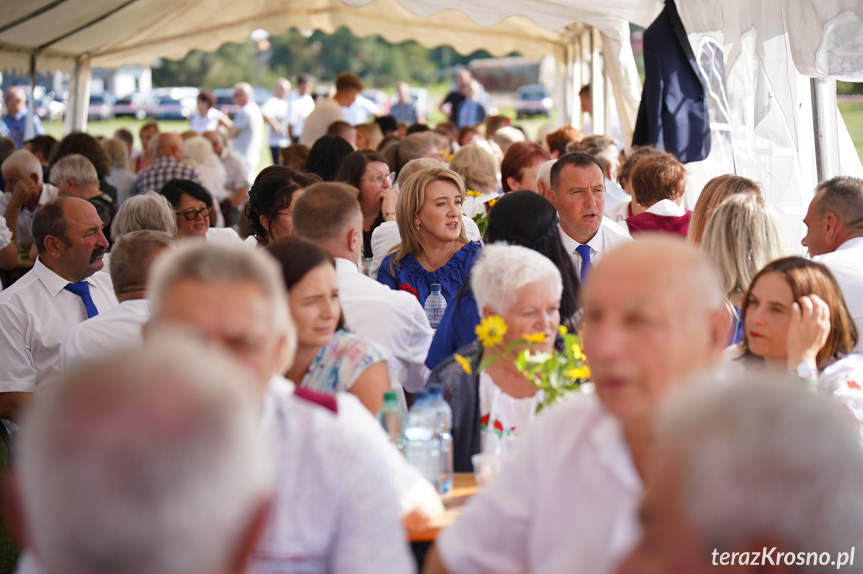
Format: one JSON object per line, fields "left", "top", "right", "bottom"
{"left": 136, "top": 133, "right": 202, "bottom": 196}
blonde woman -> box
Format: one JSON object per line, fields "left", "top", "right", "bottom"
{"left": 377, "top": 167, "right": 482, "bottom": 306}
{"left": 701, "top": 193, "right": 787, "bottom": 344}
{"left": 448, "top": 145, "right": 500, "bottom": 218}
{"left": 688, "top": 174, "right": 762, "bottom": 244}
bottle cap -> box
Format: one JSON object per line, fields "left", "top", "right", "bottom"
{"left": 427, "top": 383, "right": 443, "bottom": 396}
{"left": 383, "top": 390, "right": 398, "bottom": 402}
{"left": 430, "top": 283, "right": 441, "bottom": 292}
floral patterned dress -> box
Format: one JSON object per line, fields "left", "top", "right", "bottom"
{"left": 478, "top": 370, "right": 544, "bottom": 455}
{"left": 300, "top": 330, "right": 387, "bottom": 395}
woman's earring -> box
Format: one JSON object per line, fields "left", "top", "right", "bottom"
{"left": 415, "top": 223, "right": 420, "bottom": 231}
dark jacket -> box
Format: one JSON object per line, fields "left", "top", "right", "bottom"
{"left": 632, "top": 0, "right": 711, "bottom": 162}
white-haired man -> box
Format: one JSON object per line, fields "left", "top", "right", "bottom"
{"left": 293, "top": 182, "right": 434, "bottom": 394}
{"left": 425, "top": 237, "right": 729, "bottom": 574}
{"left": 802, "top": 175, "right": 863, "bottom": 353}
{"left": 51, "top": 154, "right": 117, "bottom": 237}
{"left": 228, "top": 82, "right": 263, "bottom": 184}
{"left": 0, "top": 148, "right": 59, "bottom": 242}
{"left": 3, "top": 87, "right": 44, "bottom": 149}
{"left": 617, "top": 377, "right": 863, "bottom": 574}
{"left": 11, "top": 338, "right": 274, "bottom": 574}
{"left": 535, "top": 159, "right": 555, "bottom": 198}
{"left": 202, "top": 130, "right": 248, "bottom": 216}
{"left": 262, "top": 78, "right": 292, "bottom": 165}
{"left": 147, "top": 241, "right": 421, "bottom": 573}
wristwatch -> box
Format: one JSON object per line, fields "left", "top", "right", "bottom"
{"left": 794, "top": 361, "right": 817, "bottom": 387}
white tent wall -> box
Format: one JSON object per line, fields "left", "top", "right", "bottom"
{"left": 676, "top": 0, "right": 863, "bottom": 250}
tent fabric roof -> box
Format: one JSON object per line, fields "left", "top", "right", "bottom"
{"left": 0, "top": 0, "right": 662, "bottom": 72}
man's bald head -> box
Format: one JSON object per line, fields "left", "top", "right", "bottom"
{"left": 156, "top": 133, "right": 184, "bottom": 161}
{"left": 202, "top": 131, "right": 224, "bottom": 156}
{"left": 581, "top": 236, "right": 729, "bottom": 425}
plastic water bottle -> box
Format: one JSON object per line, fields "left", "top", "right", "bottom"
{"left": 404, "top": 392, "right": 441, "bottom": 486}
{"left": 427, "top": 384, "right": 454, "bottom": 494}
{"left": 376, "top": 390, "right": 405, "bottom": 453}
{"left": 424, "top": 283, "right": 447, "bottom": 329}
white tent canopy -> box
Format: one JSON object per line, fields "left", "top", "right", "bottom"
{"left": 0, "top": 0, "right": 662, "bottom": 141}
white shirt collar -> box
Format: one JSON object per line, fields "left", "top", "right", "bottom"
{"left": 559, "top": 223, "right": 604, "bottom": 255}
{"left": 335, "top": 257, "right": 361, "bottom": 274}
{"left": 837, "top": 236, "right": 863, "bottom": 252}
{"left": 644, "top": 199, "right": 686, "bottom": 217}
{"left": 32, "top": 257, "right": 101, "bottom": 298}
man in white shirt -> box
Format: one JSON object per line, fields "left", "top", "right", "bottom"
{"left": 146, "top": 241, "right": 427, "bottom": 574}
{"left": 0, "top": 198, "right": 117, "bottom": 423}
{"left": 262, "top": 78, "right": 292, "bottom": 165}
{"left": 60, "top": 230, "right": 173, "bottom": 372}
{"left": 228, "top": 82, "right": 263, "bottom": 185}
{"left": 203, "top": 130, "right": 249, "bottom": 220}
{"left": 0, "top": 149, "right": 59, "bottom": 243}
{"left": 425, "top": 237, "right": 729, "bottom": 574}
{"left": 293, "top": 182, "right": 434, "bottom": 393}
{"left": 546, "top": 152, "right": 631, "bottom": 283}
{"left": 300, "top": 72, "right": 363, "bottom": 147}
{"left": 289, "top": 75, "right": 315, "bottom": 145}
{"left": 617, "top": 378, "right": 863, "bottom": 574}
{"left": 13, "top": 338, "right": 274, "bottom": 574}
{"left": 803, "top": 175, "right": 863, "bottom": 353}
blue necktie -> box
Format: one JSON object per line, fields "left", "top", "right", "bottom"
{"left": 64, "top": 281, "right": 99, "bottom": 319}
{"left": 575, "top": 244, "right": 592, "bottom": 283}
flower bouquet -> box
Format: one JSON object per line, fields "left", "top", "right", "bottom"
{"left": 466, "top": 190, "right": 497, "bottom": 236}
{"left": 454, "top": 315, "right": 590, "bottom": 413}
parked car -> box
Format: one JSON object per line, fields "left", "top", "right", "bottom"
{"left": 113, "top": 92, "right": 154, "bottom": 120}
{"left": 514, "top": 84, "right": 553, "bottom": 118}
{"left": 213, "top": 88, "right": 241, "bottom": 116}
{"left": 147, "top": 87, "right": 199, "bottom": 120}
{"left": 88, "top": 92, "right": 116, "bottom": 121}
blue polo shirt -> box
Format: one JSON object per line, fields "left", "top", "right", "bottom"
{"left": 4, "top": 110, "right": 44, "bottom": 149}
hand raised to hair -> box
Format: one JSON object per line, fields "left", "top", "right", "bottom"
{"left": 786, "top": 294, "right": 831, "bottom": 372}
{"left": 378, "top": 186, "right": 397, "bottom": 218}
{"left": 10, "top": 177, "right": 38, "bottom": 207}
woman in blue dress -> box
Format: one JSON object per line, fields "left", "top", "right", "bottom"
{"left": 377, "top": 167, "right": 481, "bottom": 306}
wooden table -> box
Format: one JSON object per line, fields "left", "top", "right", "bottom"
{"left": 408, "top": 473, "right": 478, "bottom": 542}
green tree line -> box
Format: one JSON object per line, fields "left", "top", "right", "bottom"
{"left": 153, "top": 27, "right": 493, "bottom": 89}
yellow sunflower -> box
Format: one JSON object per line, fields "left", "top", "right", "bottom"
{"left": 488, "top": 198, "right": 498, "bottom": 208}
{"left": 522, "top": 332, "right": 547, "bottom": 344}
{"left": 567, "top": 365, "right": 591, "bottom": 379}
{"left": 453, "top": 353, "right": 473, "bottom": 375}
{"left": 465, "top": 189, "right": 483, "bottom": 197}
{"left": 571, "top": 343, "right": 586, "bottom": 361}
{"left": 475, "top": 315, "right": 508, "bottom": 348}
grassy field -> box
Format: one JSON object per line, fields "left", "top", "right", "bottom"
{"left": 44, "top": 102, "right": 861, "bottom": 166}
{"left": 840, "top": 103, "right": 863, "bottom": 160}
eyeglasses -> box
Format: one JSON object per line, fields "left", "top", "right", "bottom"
{"left": 176, "top": 206, "right": 211, "bottom": 221}
{"left": 360, "top": 172, "right": 394, "bottom": 187}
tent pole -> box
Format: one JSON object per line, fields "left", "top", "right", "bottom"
{"left": 26, "top": 53, "right": 37, "bottom": 142}
{"left": 810, "top": 77, "right": 826, "bottom": 183}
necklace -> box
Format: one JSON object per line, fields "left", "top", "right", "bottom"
{"left": 417, "top": 242, "right": 459, "bottom": 272}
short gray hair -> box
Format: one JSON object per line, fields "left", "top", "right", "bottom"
{"left": 17, "top": 336, "right": 274, "bottom": 574}
{"left": 102, "top": 138, "right": 129, "bottom": 169}
{"left": 50, "top": 154, "right": 99, "bottom": 186}
{"left": 536, "top": 159, "right": 556, "bottom": 189}
{"left": 110, "top": 230, "right": 175, "bottom": 296}
{"left": 1, "top": 148, "right": 43, "bottom": 185}
{"left": 471, "top": 243, "right": 562, "bottom": 316}
{"left": 148, "top": 241, "right": 292, "bottom": 344}
{"left": 659, "top": 376, "right": 863, "bottom": 571}
{"left": 184, "top": 135, "right": 216, "bottom": 165}
{"left": 111, "top": 191, "right": 177, "bottom": 241}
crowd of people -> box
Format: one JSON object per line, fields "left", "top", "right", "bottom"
{"left": 0, "top": 67, "right": 862, "bottom": 574}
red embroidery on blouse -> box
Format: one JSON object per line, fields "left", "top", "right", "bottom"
{"left": 399, "top": 283, "right": 419, "bottom": 300}
{"left": 848, "top": 380, "right": 861, "bottom": 391}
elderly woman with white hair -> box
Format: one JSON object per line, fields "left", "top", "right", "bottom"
{"left": 427, "top": 243, "right": 563, "bottom": 471}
